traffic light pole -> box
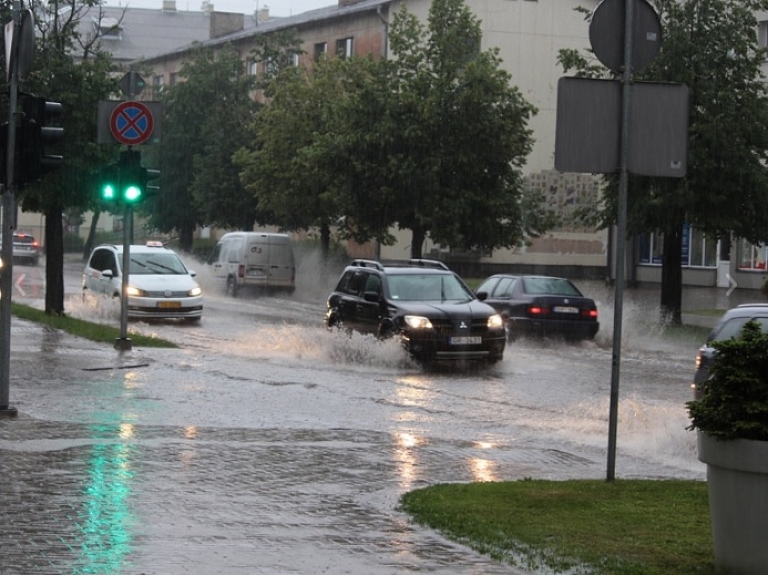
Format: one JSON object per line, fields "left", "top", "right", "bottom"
{"left": 0, "top": 1, "right": 22, "bottom": 417}
{"left": 115, "top": 156, "right": 134, "bottom": 352}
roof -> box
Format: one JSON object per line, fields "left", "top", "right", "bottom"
{"left": 139, "top": 0, "right": 390, "bottom": 63}
{"left": 74, "top": 5, "right": 259, "bottom": 62}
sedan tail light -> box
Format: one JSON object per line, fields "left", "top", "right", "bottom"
{"left": 582, "top": 309, "right": 598, "bottom": 319}
{"left": 528, "top": 306, "right": 551, "bottom": 316}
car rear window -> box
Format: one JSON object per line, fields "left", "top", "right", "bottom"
{"left": 712, "top": 316, "right": 768, "bottom": 342}
{"left": 522, "top": 277, "right": 582, "bottom": 296}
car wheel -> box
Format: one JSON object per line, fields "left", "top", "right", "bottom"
{"left": 377, "top": 318, "right": 396, "bottom": 339}
{"left": 226, "top": 276, "right": 238, "bottom": 297}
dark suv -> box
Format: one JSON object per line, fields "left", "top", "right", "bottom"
{"left": 692, "top": 303, "right": 768, "bottom": 398}
{"left": 325, "top": 259, "right": 506, "bottom": 363}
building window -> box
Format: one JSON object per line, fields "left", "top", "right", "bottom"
{"left": 759, "top": 21, "right": 768, "bottom": 51}
{"left": 153, "top": 75, "right": 164, "bottom": 94}
{"left": 94, "top": 17, "right": 122, "bottom": 40}
{"left": 639, "top": 226, "right": 717, "bottom": 267}
{"left": 314, "top": 42, "right": 327, "bottom": 62}
{"left": 336, "top": 37, "right": 354, "bottom": 59}
{"left": 738, "top": 238, "right": 768, "bottom": 270}
{"left": 169, "top": 72, "right": 178, "bottom": 86}
{"left": 292, "top": 53, "right": 300, "bottom": 67}
{"left": 689, "top": 228, "right": 718, "bottom": 267}
{"left": 248, "top": 61, "right": 258, "bottom": 75}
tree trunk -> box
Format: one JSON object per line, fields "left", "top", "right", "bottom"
{"left": 660, "top": 215, "right": 684, "bottom": 325}
{"left": 44, "top": 205, "right": 65, "bottom": 316}
{"left": 83, "top": 208, "right": 100, "bottom": 261}
{"left": 320, "top": 222, "right": 331, "bottom": 262}
{"left": 410, "top": 225, "right": 426, "bottom": 259}
{"left": 178, "top": 221, "right": 194, "bottom": 252}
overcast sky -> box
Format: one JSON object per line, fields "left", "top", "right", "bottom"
{"left": 105, "top": 0, "right": 337, "bottom": 17}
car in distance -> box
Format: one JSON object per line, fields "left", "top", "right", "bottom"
{"left": 82, "top": 242, "right": 203, "bottom": 321}
{"left": 475, "top": 274, "right": 599, "bottom": 341}
{"left": 2, "top": 232, "right": 42, "bottom": 265}
{"left": 325, "top": 259, "right": 505, "bottom": 364}
{"left": 692, "top": 304, "right": 768, "bottom": 399}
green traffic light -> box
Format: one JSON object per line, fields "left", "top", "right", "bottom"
{"left": 102, "top": 183, "right": 117, "bottom": 200}
{"left": 124, "top": 185, "right": 142, "bottom": 203}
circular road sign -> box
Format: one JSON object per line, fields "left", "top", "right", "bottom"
{"left": 589, "top": 0, "right": 662, "bottom": 75}
{"left": 110, "top": 101, "right": 155, "bottom": 145}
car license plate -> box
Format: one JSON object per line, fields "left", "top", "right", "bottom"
{"left": 450, "top": 336, "right": 482, "bottom": 345}
{"left": 158, "top": 301, "right": 181, "bottom": 309}
{"left": 554, "top": 306, "right": 578, "bottom": 314}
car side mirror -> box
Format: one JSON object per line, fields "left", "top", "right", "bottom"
{"left": 102, "top": 269, "right": 114, "bottom": 279}
{"left": 189, "top": 270, "right": 197, "bottom": 277}
{"left": 475, "top": 291, "right": 488, "bottom": 301}
{"left": 364, "top": 291, "right": 380, "bottom": 303}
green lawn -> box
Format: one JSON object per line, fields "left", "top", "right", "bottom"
{"left": 399, "top": 479, "right": 715, "bottom": 575}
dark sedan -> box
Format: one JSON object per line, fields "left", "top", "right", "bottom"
{"left": 476, "top": 274, "right": 599, "bottom": 341}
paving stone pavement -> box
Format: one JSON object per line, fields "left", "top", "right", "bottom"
{"left": 1, "top": 320, "right": 546, "bottom": 575}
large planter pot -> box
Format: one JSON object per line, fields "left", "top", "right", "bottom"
{"left": 697, "top": 432, "right": 768, "bottom": 575}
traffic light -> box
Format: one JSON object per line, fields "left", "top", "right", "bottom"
{"left": 120, "top": 149, "right": 143, "bottom": 204}
{"left": 99, "top": 164, "right": 119, "bottom": 202}
{"left": 20, "top": 95, "right": 64, "bottom": 183}
{"left": 145, "top": 167, "right": 160, "bottom": 197}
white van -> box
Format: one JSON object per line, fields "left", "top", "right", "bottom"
{"left": 210, "top": 232, "right": 296, "bottom": 296}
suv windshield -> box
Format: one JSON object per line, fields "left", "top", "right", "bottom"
{"left": 387, "top": 273, "right": 473, "bottom": 302}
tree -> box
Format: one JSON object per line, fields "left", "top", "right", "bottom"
{"left": 14, "top": 0, "right": 121, "bottom": 315}
{"left": 234, "top": 58, "right": 349, "bottom": 259}
{"left": 328, "top": 0, "right": 542, "bottom": 257}
{"left": 560, "top": 0, "right": 768, "bottom": 323}
{"left": 238, "top": 0, "right": 543, "bottom": 260}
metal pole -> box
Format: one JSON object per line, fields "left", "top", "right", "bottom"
{"left": 0, "top": 1, "right": 21, "bottom": 417}
{"left": 607, "top": 0, "right": 635, "bottom": 481}
{"left": 116, "top": 201, "right": 133, "bottom": 351}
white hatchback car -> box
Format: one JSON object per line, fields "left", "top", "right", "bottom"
{"left": 82, "top": 242, "right": 203, "bottom": 321}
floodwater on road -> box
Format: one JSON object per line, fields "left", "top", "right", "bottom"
{"left": 59, "top": 256, "right": 705, "bottom": 484}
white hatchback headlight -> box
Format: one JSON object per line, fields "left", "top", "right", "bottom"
{"left": 125, "top": 285, "right": 146, "bottom": 297}
{"left": 488, "top": 314, "right": 503, "bottom": 328}
{"left": 404, "top": 315, "right": 433, "bottom": 329}
{"left": 188, "top": 286, "right": 202, "bottom": 297}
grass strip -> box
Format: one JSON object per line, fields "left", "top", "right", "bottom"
{"left": 399, "top": 479, "right": 714, "bottom": 575}
{"left": 11, "top": 302, "right": 177, "bottom": 348}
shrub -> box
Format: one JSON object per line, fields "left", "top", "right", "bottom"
{"left": 687, "top": 320, "right": 768, "bottom": 441}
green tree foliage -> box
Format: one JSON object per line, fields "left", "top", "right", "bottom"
{"left": 234, "top": 58, "right": 347, "bottom": 258}
{"left": 688, "top": 320, "right": 768, "bottom": 441}
{"left": 559, "top": 0, "right": 768, "bottom": 323}
{"left": 9, "top": 0, "right": 120, "bottom": 314}
{"left": 237, "top": 0, "right": 541, "bottom": 260}
{"left": 146, "top": 44, "right": 261, "bottom": 250}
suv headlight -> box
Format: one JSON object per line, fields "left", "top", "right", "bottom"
{"left": 488, "top": 314, "right": 503, "bottom": 329}
{"left": 404, "top": 315, "right": 433, "bottom": 329}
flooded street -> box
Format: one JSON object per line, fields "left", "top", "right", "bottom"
{"left": 0, "top": 255, "right": 713, "bottom": 574}
{"left": 62, "top": 254, "right": 706, "bottom": 483}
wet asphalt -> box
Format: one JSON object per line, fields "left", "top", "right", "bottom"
{"left": 0, "top": 283, "right": 754, "bottom": 575}
{"left": 1, "top": 318, "right": 538, "bottom": 575}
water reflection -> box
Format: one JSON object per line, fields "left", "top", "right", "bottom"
{"left": 77, "top": 423, "right": 136, "bottom": 574}
{"left": 393, "top": 431, "right": 423, "bottom": 491}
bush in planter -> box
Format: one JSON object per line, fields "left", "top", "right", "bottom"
{"left": 687, "top": 320, "right": 768, "bottom": 440}
{"left": 687, "top": 320, "right": 768, "bottom": 574}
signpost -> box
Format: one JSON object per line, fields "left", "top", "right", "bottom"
{"left": 554, "top": 0, "right": 689, "bottom": 481}
{"left": 97, "top": 73, "right": 163, "bottom": 351}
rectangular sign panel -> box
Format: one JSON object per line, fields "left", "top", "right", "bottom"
{"left": 555, "top": 77, "right": 688, "bottom": 178}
